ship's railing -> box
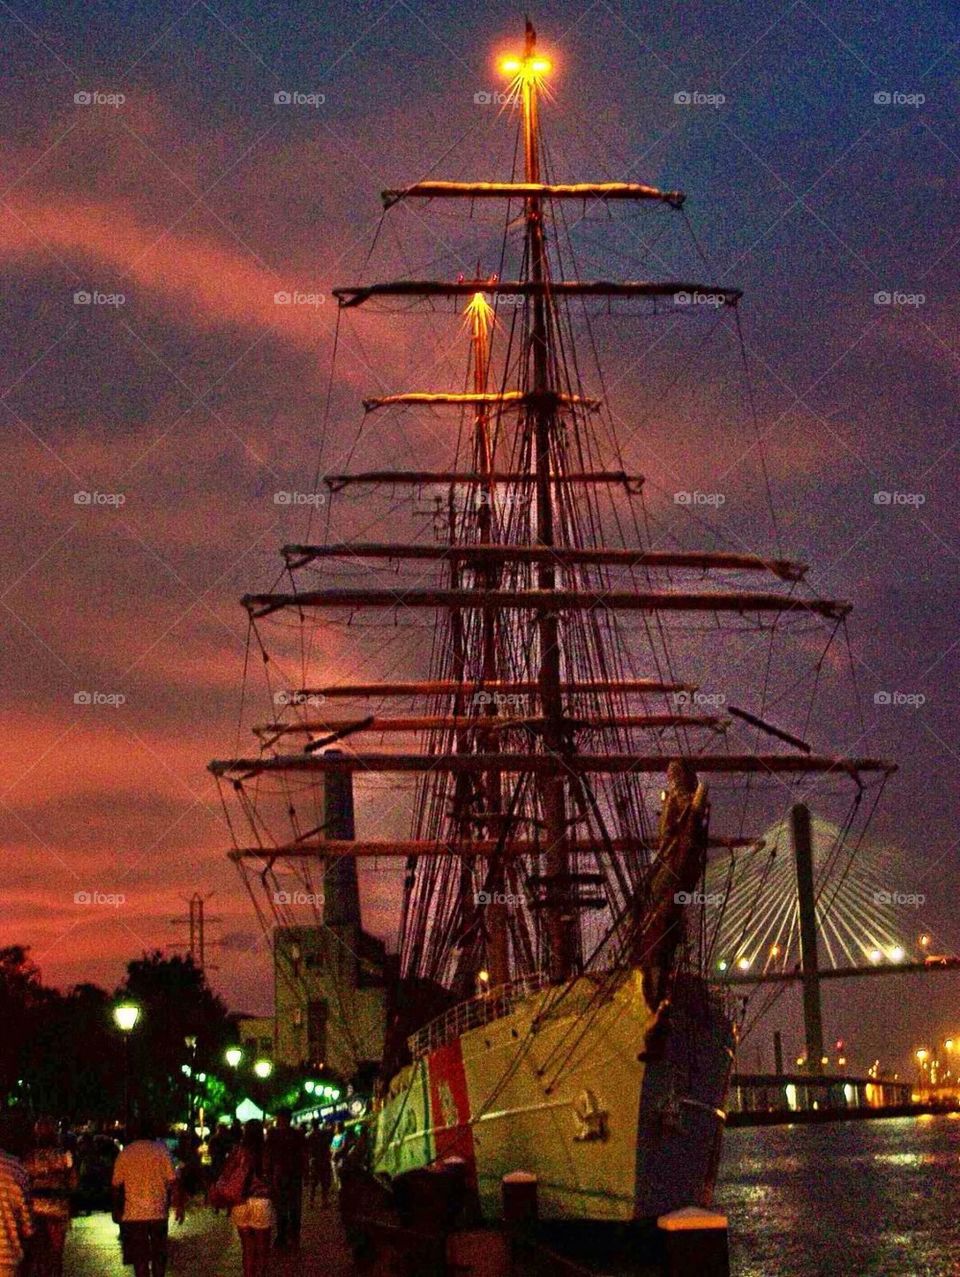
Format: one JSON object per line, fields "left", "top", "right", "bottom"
{"left": 407, "top": 971, "right": 554, "bottom": 1059}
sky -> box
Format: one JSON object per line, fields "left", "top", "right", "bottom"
{"left": 0, "top": 0, "right": 957, "bottom": 1070}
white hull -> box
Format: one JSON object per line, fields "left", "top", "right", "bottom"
{"left": 373, "top": 969, "right": 732, "bottom": 1222}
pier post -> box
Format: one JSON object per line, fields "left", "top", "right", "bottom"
{"left": 774, "top": 1029, "right": 783, "bottom": 1076}
{"left": 658, "top": 1207, "right": 729, "bottom": 1277}
{"left": 501, "top": 1170, "right": 538, "bottom": 1228}
{"left": 791, "top": 803, "right": 824, "bottom": 1074}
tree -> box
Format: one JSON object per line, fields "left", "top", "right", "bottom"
{"left": 25, "top": 983, "right": 118, "bottom": 1122}
{"left": 117, "top": 952, "right": 234, "bottom": 1126}
{"left": 0, "top": 947, "right": 54, "bottom": 1109}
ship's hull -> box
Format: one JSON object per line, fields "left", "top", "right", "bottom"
{"left": 373, "top": 969, "right": 733, "bottom": 1222}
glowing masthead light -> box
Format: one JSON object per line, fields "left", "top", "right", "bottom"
{"left": 499, "top": 53, "right": 552, "bottom": 81}
{"left": 465, "top": 291, "right": 494, "bottom": 325}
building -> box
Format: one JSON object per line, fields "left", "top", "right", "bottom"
{"left": 273, "top": 759, "right": 393, "bottom": 1081}
{"left": 236, "top": 1014, "right": 275, "bottom": 1060}
{"left": 274, "top": 923, "right": 392, "bottom": 1078}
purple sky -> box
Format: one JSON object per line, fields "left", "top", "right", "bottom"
{"left": 1, "top": 0, "right": 957, "bottom": 1069}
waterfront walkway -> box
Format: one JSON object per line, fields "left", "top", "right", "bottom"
{"left": 64, "top": 1197, "right": 356, "bottom": 1275}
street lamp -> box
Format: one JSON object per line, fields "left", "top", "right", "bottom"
{"left": 915, "top": 1047, "right": 930, "bottom": 1097}
{"left": 184, "top": 1036, "right": 199, "bottom": 1128}
{"left": 225, "top": 1046, "right": 243, "bottom": 1069}
{"left": 113, "top": 1002, "right": 141, "bottom": 1135}
{"left": 251, "top": 1059, "right": 273, "bottom": 1114}
{"left": 114, "top": 1002, "right": 141, "bottom": 1033}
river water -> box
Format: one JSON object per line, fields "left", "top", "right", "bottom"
{"left": 718, "top": 1115, "right": 960, "bottom": 1275}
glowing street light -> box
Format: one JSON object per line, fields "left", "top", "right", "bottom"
{"left": 253, "top": 1059, "right": 273, "bottom": 1080}
{"left": 113, "top": 1002, "right": 141, "bottom": 1033}
{"left": 113, "top": 1002, "right": 141, "bottom": 1134}
{"left": 224, "top": 1046, "right": 243, "bottom": 1069}
{"left": 889, "top": 946, "right": 905, "bottom": 963}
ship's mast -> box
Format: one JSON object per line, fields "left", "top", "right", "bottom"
{"left": 512, "top": 21, "right": 576, "bottom": 980}
{"left": 211, "top": 22, "right": 897, "bottom": 1010}
{"left": 467, "top": 291, "right": 511, "bottom": 985}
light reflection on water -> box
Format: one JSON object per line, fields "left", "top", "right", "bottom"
{"left": 718, "top": 1116, "right": 960, "bottom": 1276}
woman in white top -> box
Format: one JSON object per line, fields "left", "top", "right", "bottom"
{"left": 229, "top": 1121, "right": 274, "bottom": 1277}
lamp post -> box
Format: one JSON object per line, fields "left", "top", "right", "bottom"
{"left": 113, "top": 1002, "right": 141, "bottom": 1135}
{"left": 184, "top": 1036, "right": 199, "bottom": 1130}
{"left": 251, "top": 1059, "right": 273, "bottom": 1117}
{"left": 915, "top": 1047, "right": 930, "bottom": 1099}
{"left": 224, "top": 1047, "right": 243, "bottom": 1118}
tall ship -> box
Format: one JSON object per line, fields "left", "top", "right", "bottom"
{"left": 210, "top": 23, "right": 895, "bottom": 1224}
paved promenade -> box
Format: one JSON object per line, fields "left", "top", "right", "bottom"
{"left": 64, "top": 1196, "right": 357, "bottom": 1275}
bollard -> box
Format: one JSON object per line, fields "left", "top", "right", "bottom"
{"left": 441, "top": 1155, "right": 468, "bottom": 1201}
{"left": 396, "top": 1163, "right": 464, "bottom": 1234}
{"left": 446, "top": 1229, "right": 511, "bottom": 1276}
{"left": 657, "top": 1206, "right": 730, "bottom": 1277}
{"left": 501, "top": 1170, "right": 539, "bottom": 1228}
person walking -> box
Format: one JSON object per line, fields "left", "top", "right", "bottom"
{"left": 306, "top": 1121, "right": 333, "bottom": 1208}
{"left": 330, "top": 1123, "right": 347, "bottom": 1191}
{"left": 111, "top": 1119, "right": 181, "bottom": 1277}
{"left": 265, "top": 1110, "right": 304, "bottom": 1251}
{"left": 0, "top": 1140, "right": 32, "bottom": 1277}
{"left": 22, "top": 1117, "right": 75, "bottom": 1277}
{"left": 220, "top": 1120, "right": 273, "bottom": 1277}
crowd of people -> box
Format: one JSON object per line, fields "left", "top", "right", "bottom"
{"left": 0, "top": 1111, "right": 347, "bottom": 1277}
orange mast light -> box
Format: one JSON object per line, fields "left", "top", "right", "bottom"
{"left": 500, "top": 54, "right": 552, "bottom": 79}
{"left": 464, "top": 290, "right": 494, "bottom": 329}
{"left": 499, "top": 22, "right": 553, "bottom": 86}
